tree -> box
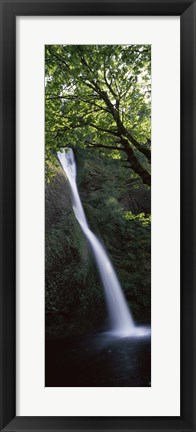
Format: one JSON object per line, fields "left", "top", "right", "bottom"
{"left": 45, "top": 44, "right": 151, "bottom": 186}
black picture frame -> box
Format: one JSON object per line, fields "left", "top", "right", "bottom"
{"left": 0, "top": 0, "right": 195, "bottom": 431}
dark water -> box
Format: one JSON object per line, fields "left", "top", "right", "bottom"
{"left": 45, "top": 329, "right": 151, "bottom": 387}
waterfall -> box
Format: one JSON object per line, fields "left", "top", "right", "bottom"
{"left": 57, "top": 148, "right": 136, "bottom": 337}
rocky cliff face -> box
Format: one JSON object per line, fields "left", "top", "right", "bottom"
{"left": 45, "top": 152, "right": 151, "bottom": 339}
{"left": 45, "top": 164, "right": 105, "bottom": 339}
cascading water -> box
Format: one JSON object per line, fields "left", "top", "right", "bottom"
{"left": 57, "top": 148, "right": 138, "bottom": 337}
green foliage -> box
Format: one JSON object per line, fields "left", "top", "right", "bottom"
{"left": 77, "top": 150, "right": 151, "bottom": 323}
{"left": 124, "top": 211, "right": 151, "bottom": 226}
{"left": 45, "top": 148, "right": 151, "bottom": 338}
{"left": 45, "top": 44, "right": 151, "bottom": 185}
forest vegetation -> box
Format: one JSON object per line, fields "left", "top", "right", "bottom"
{"left": 45, "top": 45, "right": 151, "bottom": 338}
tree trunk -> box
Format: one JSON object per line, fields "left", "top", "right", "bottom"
{"left": 120, "top": 137, "right": 151, "bottom": 186}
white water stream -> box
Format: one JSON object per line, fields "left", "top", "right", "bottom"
{"left": 58, "top": 149, "right": 148, "bottom": 337}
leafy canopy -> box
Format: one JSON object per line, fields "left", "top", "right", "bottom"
{"left": 45, "top": 44, "right": 151, "bottom": 185}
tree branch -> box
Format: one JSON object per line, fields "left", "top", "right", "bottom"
{"left": 81, "top": 121, "right": 119, "bottom": 137}
{"left": 103, "top": 60, "right": 117, "bottom": 99}
{"left": 46, "top": 95, "right": 79, "bottom": 101}
{"left": 85, "top": 140, "right": 126, "bottom": 152}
